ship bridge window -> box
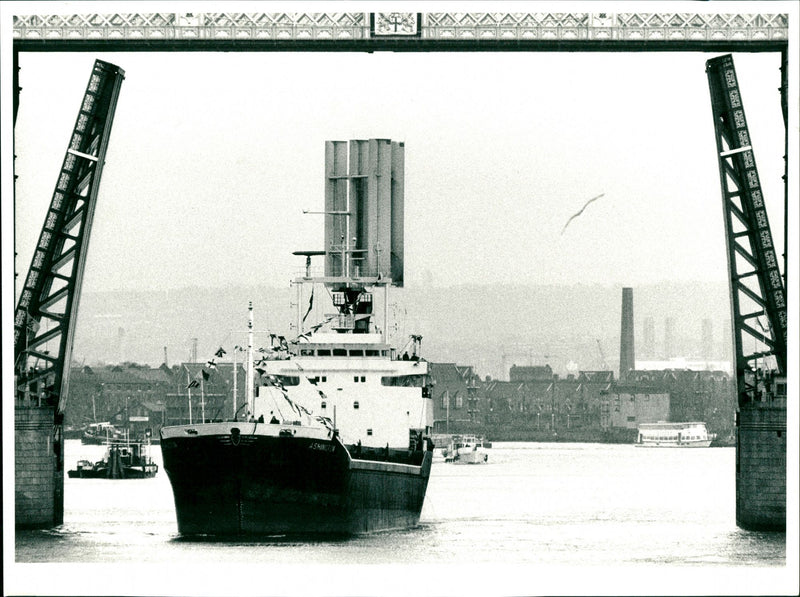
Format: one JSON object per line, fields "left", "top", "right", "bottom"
{"left": 317, "top": 349, "right": 331, "bottom": 356}
{"left": 333, "top": 348, "right": 347, "bottom": 357}
{"left": 366, "top": 350, "right": 380, "bottom": 357}
{"left": 349, "top": 349, "right": 364, "bottom": 357}
{"left": 381, "top": 374, "right": 425, "bottom": 387}
{"left": 300, "top": 348, "right": 314, "bottom": 356}
{"left": 275, "top": 375, "right": 299, "bottom": 386}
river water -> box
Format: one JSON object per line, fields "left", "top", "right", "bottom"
{"left": 9, "top": 440, "right": 794, "bottom": 596}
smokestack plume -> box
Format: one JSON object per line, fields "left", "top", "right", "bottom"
{"left": 619, "top": 287, "right": 635, "bottom": 380}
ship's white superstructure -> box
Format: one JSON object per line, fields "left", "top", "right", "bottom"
{"left": 256, "top": 332, "right": 430, "bottom": 449}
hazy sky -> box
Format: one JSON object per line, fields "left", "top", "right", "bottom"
{"left": 8, "top": 43, "right": 790, "bottom": 300}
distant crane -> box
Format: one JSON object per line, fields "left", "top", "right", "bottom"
{"left": 596, "top": 339, "right": 610, "bottom": 371}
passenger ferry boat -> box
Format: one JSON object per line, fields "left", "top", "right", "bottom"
{"left": 635, "top": 422, "right": 715, "bottom": 448}
{"left": 160, "top": 139, "right": 434, "bottom": 535}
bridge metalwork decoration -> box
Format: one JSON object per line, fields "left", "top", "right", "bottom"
{"left": 12, "top": 12, "right": 789, "bottom": 51}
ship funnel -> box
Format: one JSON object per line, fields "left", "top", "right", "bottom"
{"left": 324, "top": 139, "right": 405, "bottom": 286}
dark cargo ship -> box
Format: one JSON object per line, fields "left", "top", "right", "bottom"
{"left": 160, "top": 139, "right": 434, "bottom": 535}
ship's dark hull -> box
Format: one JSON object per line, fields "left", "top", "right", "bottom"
{"left": 67, "top": 465, "right": 157, "bottom": 479}
{"left": 160, "top": 426, "right": 432, "bottom": 536}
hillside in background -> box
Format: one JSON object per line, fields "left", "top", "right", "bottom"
{"left": 72, "top": 281, "right": 732, "bottom": 381}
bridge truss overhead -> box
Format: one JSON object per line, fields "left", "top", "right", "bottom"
{"left": 14, "top": 59, "right": 125, "bottom": 416}
{"left": 11, "top": 11, "right": 788, "bottom": 51}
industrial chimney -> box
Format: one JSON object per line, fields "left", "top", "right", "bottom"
{"left": 619, "top": 287, "right": 635, "bottom": 381}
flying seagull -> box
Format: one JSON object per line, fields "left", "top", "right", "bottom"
{"left": 561, "top": 193, "right": 605, "bottom": 235}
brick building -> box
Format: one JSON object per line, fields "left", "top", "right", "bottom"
{"left": 605, "top": 384, "right": 670, "bottom": 429}
{"left": 67, "top": 364, "right": 173, "bottom": 434}
{"left": 483, "top": 370, "right": 615, "bottom": 431}
{"left": 626, "top": 369, "right": 735, "bottom": 435}
{"left": 428, "top": 363, "right": 483, "bottom": 433}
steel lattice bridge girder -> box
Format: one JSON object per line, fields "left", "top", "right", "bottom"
{"left": 706, "top": 54, "right": 787, "bottom": 405}
{"left": 12, "top": 11, "right": 789, "bottom": 52}
{"left": 14, "top": 60, "right": 125, "bottom": 415}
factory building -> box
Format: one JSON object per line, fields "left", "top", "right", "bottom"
{"left": 604, "top": 384, "right": 670, "bottom": 430}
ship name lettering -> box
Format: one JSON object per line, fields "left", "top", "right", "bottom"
{"left": 309, "top": 442, "right": 335, "bottom": 452}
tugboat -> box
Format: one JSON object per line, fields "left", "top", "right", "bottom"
{"left": 160, "top": 139, "right": 434, "bottom": 536}
{"left": 68, "top": 434, "right": 158, "bottom": 479}
{"left": 80, "top": 421, "right": 125, "bottom": 445}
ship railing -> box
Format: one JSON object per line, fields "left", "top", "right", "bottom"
{"left": 294, "top": 265, "right": 387, "bottom": 279}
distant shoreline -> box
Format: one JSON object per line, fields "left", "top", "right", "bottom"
{"left": 442, "top": 427, "right": 735, "bottom": 447}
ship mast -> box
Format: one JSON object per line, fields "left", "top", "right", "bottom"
{"left": 246, "top": 301, "right": 254, "bottom": 419}
{"left": 232, "top": 345, "right": 238, "bottom": 420}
